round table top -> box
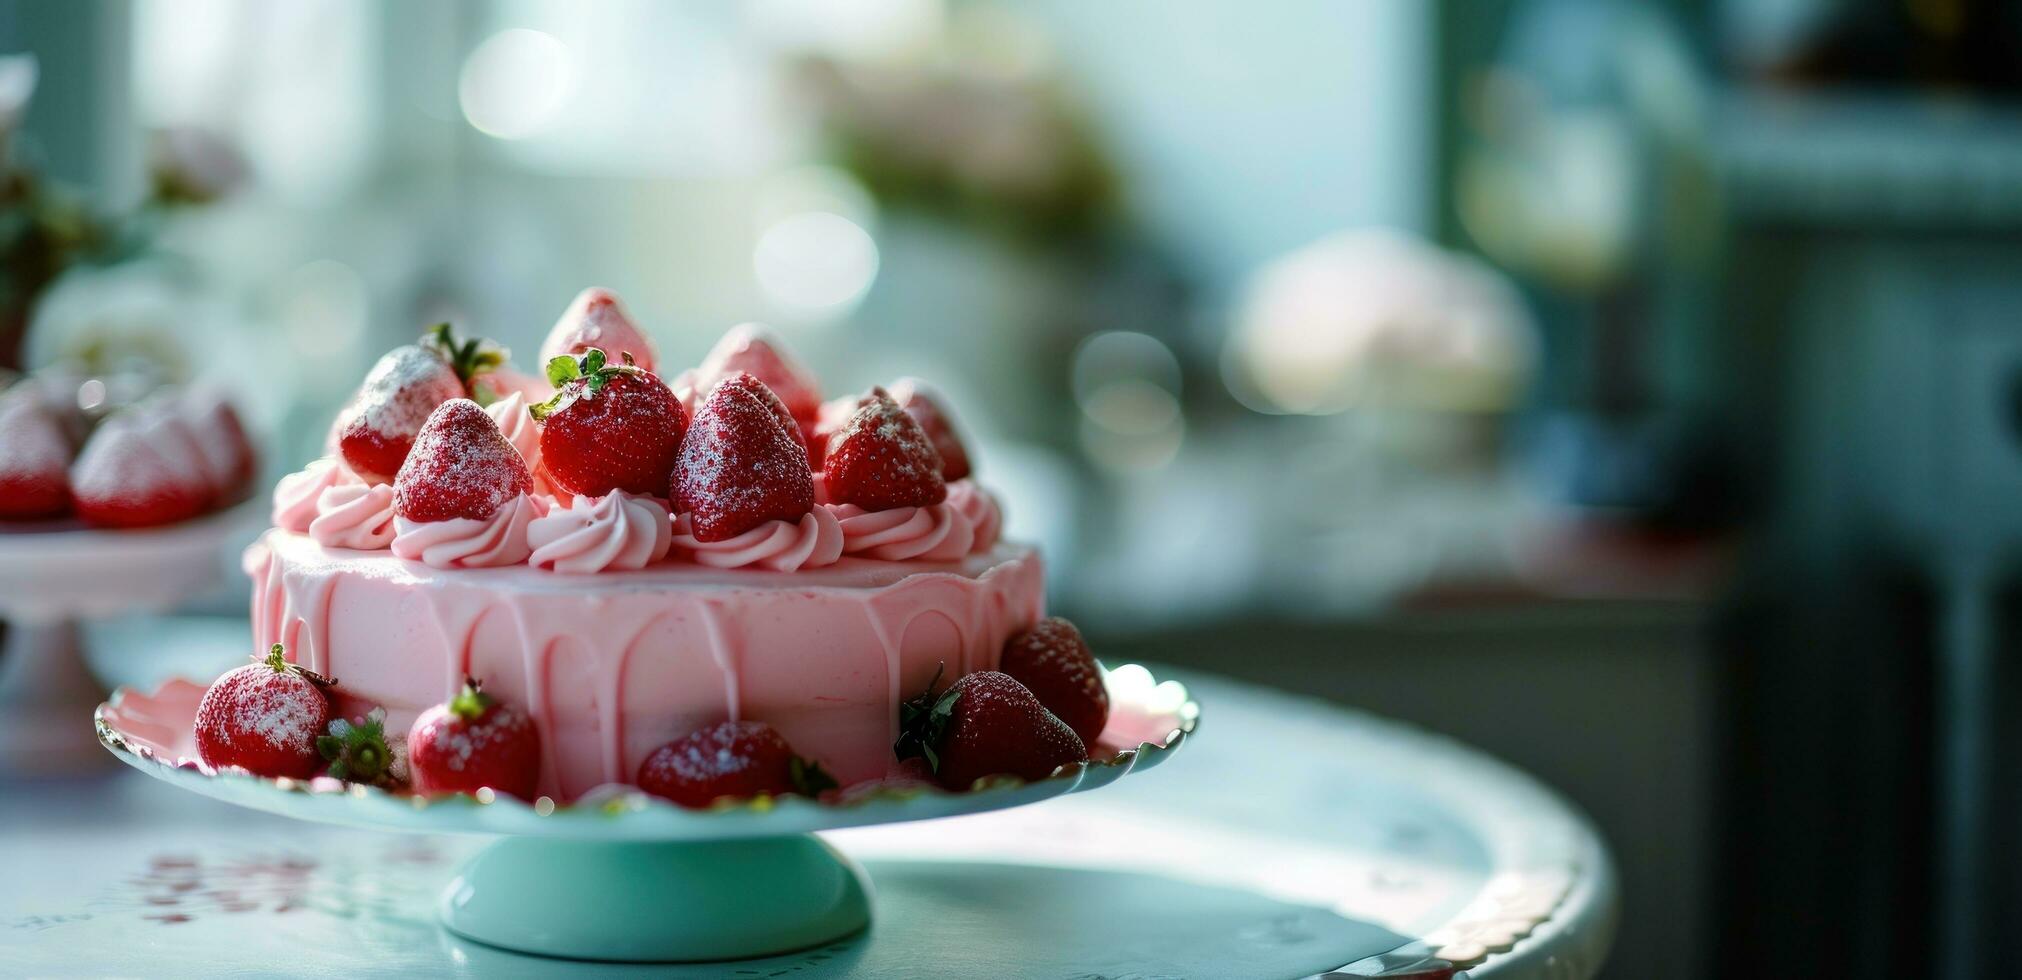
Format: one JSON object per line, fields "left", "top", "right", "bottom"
{"left": 0, "top": 665, "right": 1616, "bottom": 979}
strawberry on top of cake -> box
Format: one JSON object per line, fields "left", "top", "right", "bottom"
{"left": 276, "top": 288, "right": 1001, "bottom": 574}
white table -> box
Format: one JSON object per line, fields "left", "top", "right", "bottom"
{"left": 1, "top": 667, "right": 1615, "bottom": 978}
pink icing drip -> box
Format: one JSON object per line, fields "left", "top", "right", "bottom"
{"left": 271, "top": 459, "right": 352, "bottom": 533}
{"left": 670, "top": 508, "right": 844, "bottom": 572}
{"left": 391, "top": 493, "right": 546, "bottom": 568}
{"left": 247, "top": 530, "right": 1044, "bottom": 799}
{"left": 308, "top": 483, "right": 398, "bottom": 551}
{"left": 527, "top": 492, "right": 672, "bottom": 573}
{"left": 828, "top": 502, "right": 975, "bottom": 561}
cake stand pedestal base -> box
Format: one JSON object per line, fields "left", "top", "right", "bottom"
{"left": 0, "top": 620, "right": 110, "bottom": 773}
{"left": 439, "top": 833, "right": 872, "bottom": 962}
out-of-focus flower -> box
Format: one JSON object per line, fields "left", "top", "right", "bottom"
{"left": 785, "top": 5, "right": 1116, "bottom": 244}
{"left": 1227, "top": 229, "right": 1537, "bottom": 416}
{"left": 148, "top": 126, "right": 250, "bottom": 206}
{"left": 26, "top": 262, "right": 195, "bottom": 385}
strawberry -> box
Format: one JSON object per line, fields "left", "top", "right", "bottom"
{"left": 999, "top": 617, "right": 1108, "bottom": 745}
{"left": 887, "top": 378, "right": 972, "bottom": 481}
{"left": 407, "top": 679, "right": 542, "bottom": 800}
{"left": 539, "top": 286, "right": 658, "bottom": 373}
{"left": 194, "top": 644, "right": 333, "bottom": 779}
{"left": 720, "top": 371, "right": 804, "bottom": 452}
{"left": 673, "top": 373, "right": 814, "bottom": 541}
{"left": 335, "top": 346, "right": 463, "bottom": 483}
{"left": 0, "top": 387, "right": 73, "bottom": 520}
{"left": 894, "top": 669, "right": 1087, "bottom": 791}
{"left": 531, "top": 348, "right": 687, "bottom": 498}
{"left": 689, "top": 324, "right": 822, "bottom": 424}
{"left": 69, "top": 413, "right": 212, "bottom": 527}
{"left": 636, "top": 720, "right": 836, "bottom": 807}
{"left": 393, "top": 398, "right": 532, "bottom": 523}
{"left": 335, "top": 324, "right": 503, "bottom": 484}
{"left": 803, "top": 394, "right": 859, "bottom": 473}
{"left": 178, "top": 386, "right": 257, "bottom": 500}
{"left": 821, "top": 387, "right": 946, "bottom": 510}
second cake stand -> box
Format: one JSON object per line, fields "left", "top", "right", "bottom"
{"left": 0, "top": 501, "right": 257, "bottom": 772}
{"left": 95, "top": 663, "right": 1199, "bottom": 962}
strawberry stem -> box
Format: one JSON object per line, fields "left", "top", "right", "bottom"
{"left": 893, "top": 663, "right": 957, "bottom": 773}
{"left": 448, "top": 677, "right": 495, "bottom": 723}
{"left": 529, "top": 347, "right": 647, "bottom": 421}
{"left": 790, "top": 756, "right": 838, "bottom": 796}
{"left": 425, "top": 322, "right": 507, "bottom": 391}
{"left": 262, "top": 643, "right": 288, "bottom": 673}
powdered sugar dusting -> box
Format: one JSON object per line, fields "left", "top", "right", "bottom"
{"left": 673, "top": 379, "right": 814, "bottom": 541}
{"left": 394, "top": 399, "right": 533, "bottom": 522}
{"left": 193, "top": 659, "right": 330, "bottom": 777}
{"left": 0, "top": 388, "right": 72, "bottom": 476}
{"left": 539, "top": 287, "right": 658, "bottom": 372}
{"left": 636, "top": 720, "right": 801, "bottom": 804}
{"left": 694, "top": 323, "right": 821, "bottom": 420}
{"left": 347, "top": 346, "right": 463, "bottom": 439}
{"left": 431, "top": 702, "right": 529, "bottom": 773}
{"left": 70, "top": 415, "right": 207, "bottom": 507}
{"left": 822, "top": 387, "right": 947, "bottom": 510}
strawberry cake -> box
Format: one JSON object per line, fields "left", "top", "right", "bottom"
{"left": 235, "top": 290, "right": 1102, "bottom": 804}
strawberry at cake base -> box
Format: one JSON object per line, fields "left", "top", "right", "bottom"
{"left": 245, "top": 529, "right": 1044, "bottom": 800}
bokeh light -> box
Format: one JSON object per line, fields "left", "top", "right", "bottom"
{"left": 1072, "top": 331, "right": 1185, "bottom": 472}
{"left": 752, "top": 211, "right": 880, "bottom": 315}
{"left": 459, "top": 29, "right": 575, "bottom": 140}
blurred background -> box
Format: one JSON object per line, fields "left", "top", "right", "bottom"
{"left": 4, "top": 0, "right": 2022, "bottom": 976}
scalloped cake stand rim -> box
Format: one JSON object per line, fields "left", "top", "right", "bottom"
{"left": 95, "top": 663, "right": 1198, "bottom": 962}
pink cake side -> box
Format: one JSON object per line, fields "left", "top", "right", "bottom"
{"left": 246, "top": 530, "right": 1045, "bottom": 800}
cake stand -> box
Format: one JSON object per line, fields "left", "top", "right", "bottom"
{"left": 0, "top": 500, "right": 258, "bottom": 773}
{"left": 94, "top": 662, "right": 1199, "bottom": 963}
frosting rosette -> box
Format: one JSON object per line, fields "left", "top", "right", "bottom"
{"left": 484, "top": 391, "right": 559, "bottom": 498}
{"left": 272, "top": 458, "right": 352, "bottom": 533}
{"left": 827, "top": 502, "right": 975, "bottom": 561}
{"left": 527, "top": 492, "right": 672, "bottom": 573}
{"left": 308, "top": 483, "right": 398, "bottom": 551}
{"left": 944, "top": 479, "right": 1002, "bottom": 552}
{"left": 671, "top": 507, "right": 844, "bottom": 572}
{"left": 391, "top": 493, "right": 545, "bottom": 568}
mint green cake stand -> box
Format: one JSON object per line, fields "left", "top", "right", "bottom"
{"left": 94, "top": 663, "right": 1199, "bottom": 962}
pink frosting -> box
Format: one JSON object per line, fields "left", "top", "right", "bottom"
{"left": 945, "top": 480, "right": 1002, "bottom": 552}
{"left": 391, "top": 494, "right": 546, "bottom": 568}
{"left": 484, "top": 392, "right": 559, "bottom": 498}
{"left": 272, "top": 459, "right": 353, "bottom": 533}
{"left": 528, "top": 492, "right": 672, "bottom": 573}
{"left": 828, "top": 502, "right": 974, "bottom": 561}
{"left": 308, "top": 483, "right": 398, "bottom": 551}
{"left": 249, "top": 529, "right": 1045, "bottom": 798}
{"left": 671, "top": 507, "right": 845, "bottom": 572}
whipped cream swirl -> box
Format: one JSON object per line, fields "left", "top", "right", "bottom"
{"left": 528, "top": 492, "right": 672, "bottom": 573}
{"left": 828, "top": 502, "right": 975, "bottom": 561}
{"left": 944, "top": 480, "right": 1002, "bottom": 552}
{"left": 485, "top": 392, "right": 559, "bottom": 498}
{"left": 273, "top": 458, "right": 352, "bottom": 533}
{"left": 391, "top": 494, "right": 545, "bottom": 568}
{"left": 671, "top": 507, "right": 844, "bottom": 572}
{"left": 308, "top": 483, "right": 398, "bottom": 551}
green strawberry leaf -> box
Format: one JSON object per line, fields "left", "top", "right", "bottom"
{"left": 546, "top": 354, "right": 581, "bottom": 388}
{"left": 789, "top": 756, "right": 838, "bottom": 797}
{"left": 893, "top": 663, "right": 956, "bottom": 773}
